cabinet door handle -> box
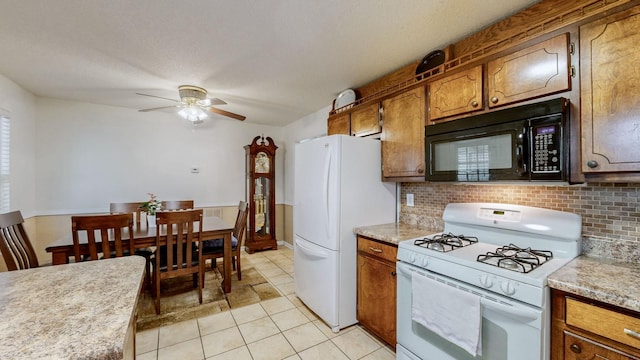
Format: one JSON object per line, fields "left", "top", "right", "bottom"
{"left": 391, "top": 271, "right": 397, "bottom": 277}
{"left": 471, "top": 101, "right": 479, "bottom": 107}
{"left": 490, "top": 96, "right": 499, "bottom": 104}
{"left": 624, "top": 328, "right": 640, "bottom": 339}
{"left": 369, "top": 247, "right": 383, "bottom": 253}
{"left": 569, "top": 344, "right": 581, "bottom": 354}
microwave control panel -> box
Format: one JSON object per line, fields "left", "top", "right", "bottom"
{"left": 531, "top": 123, "right": 561, "bottom": 173}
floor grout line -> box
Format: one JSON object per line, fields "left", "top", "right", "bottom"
{"left": 136, "top": 247, "right": 395, "bottom": 360}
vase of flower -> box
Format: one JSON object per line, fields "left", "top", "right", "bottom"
{"left": 140, "top": 193, "right": 162, "bottom": 228}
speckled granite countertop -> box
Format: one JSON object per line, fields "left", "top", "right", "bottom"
{"left": 548, "top": 255, "right": 640, "bottom": 313}
{"left": 0, "top": 256, "right": 145, "bottom": 359}
{"left": 353, "top": 222, "right": 440, "bottom": 245}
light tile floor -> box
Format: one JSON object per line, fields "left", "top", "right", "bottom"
{"left": 136, "top": 246, "right": 396, "bottom": 360}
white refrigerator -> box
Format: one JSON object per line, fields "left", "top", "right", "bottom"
{"left": 293, "top": 135, "right": 397, "bottom": 332}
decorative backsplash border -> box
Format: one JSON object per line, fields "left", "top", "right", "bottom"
{"left": 399, "top": 182, "right": 640, "bottom": 262}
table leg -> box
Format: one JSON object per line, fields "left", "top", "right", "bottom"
{"left": 223, "top": 232, "right": 232, "bottom": 293}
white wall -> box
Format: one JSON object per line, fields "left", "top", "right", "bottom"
{"left": 0, "top": 74, "right": 37, "bottom": 217}
{"left": 0, "top": 74, "right": 329, "bottom": 217}
{"left": 281, "top": 105, "right": 330, "bottom": 205}
{"left": 35, "top": 97, "right": 285, "bottom": 214}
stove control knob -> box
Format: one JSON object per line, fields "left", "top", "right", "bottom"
{"left": 408, "top": 253, "right": 417, "bottom": 263}
{"left": 500, "top": 281, "right": 517, "bottom": 295}
{"left": 479, "top": 275, "right": 493, "bottom": 288}
{"left": 420, "top": 257, "right": 429, "bottom": 267}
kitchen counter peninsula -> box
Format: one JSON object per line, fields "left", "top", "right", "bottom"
{"left": 548, "top": 255, "right": 640, "bottom": 313}
{"left": 0, "top": 256, "right": 145, "bottom": 359}
{"left": 353, "top": 222, "right": 439, "bottom": 245}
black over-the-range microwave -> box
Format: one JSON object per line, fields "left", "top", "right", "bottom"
{"left": 425, "top": 97, "right": 570, "bottom": 182}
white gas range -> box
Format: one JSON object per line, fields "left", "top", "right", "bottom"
{"left": 396, "top": 203, "right": 582, "bottom": 360}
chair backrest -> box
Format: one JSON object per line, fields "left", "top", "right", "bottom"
{"left": 161, "top": 200, "right": 195, "bottom": 211}
{"left": 155, "top": 209, "right": 202, "bottom": 274}
{"left": 109, "top": 202, "right": 145, "bottom": 226}
{"left": 234, "top": 201, "right": 249, "bottom": 245}
{"left": 0, "top": 211, "right": 39, "bottom": 270}
{"left": 71, "top": 213, "right": 135, "bottom": 262}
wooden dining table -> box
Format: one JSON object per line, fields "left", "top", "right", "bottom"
{"left": 45, "top": 215, "right": 235, "bottom": 293}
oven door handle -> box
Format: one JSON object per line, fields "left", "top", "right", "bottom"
{"left": 480, "top": 298, "right": 539, "bottom": 322}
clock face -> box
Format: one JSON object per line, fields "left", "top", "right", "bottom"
{"left": 255, "top": 152, "right": 270, "bottom": 173}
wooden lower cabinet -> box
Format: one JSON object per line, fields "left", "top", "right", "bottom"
{"left": 551, "top": 290, "right": 640, "bottom": 360}
{"left": 563, "top": 332, "right": 631, "bottom": 360}
{"left": 356, "top": 236, "right": 397, "bottom": 347}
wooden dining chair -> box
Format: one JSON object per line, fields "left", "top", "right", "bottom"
{"left": 201, "top": 201, "right": 248, "bottom": 285}
{"left": 110, "top": 202, "right": 154, "bottom": 290}
{"left": 152, "top": 209, "right": 203, "bottom": 314}
{"left": 109, "top": 202, "right": 145, "bottom": 227}
{"left": 161, "top": 200, "right": 194, "bottom": 211}
{"left": 0, "top": 211, "right": 39, "bottom": 270}
{"left": 71, "top": 213, "right": 135, "bottom": 262}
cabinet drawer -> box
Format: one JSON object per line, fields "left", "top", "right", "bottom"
{"left": 566, "top": 297, "right": 640, "bottom": 349}
{"left": 564, "top": 332, "right": 633, "bottom": 360}
{"left": 357, "top": 237, "right": 397, "bottom": 263}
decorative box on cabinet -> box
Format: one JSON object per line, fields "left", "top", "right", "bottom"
{"left": 428, "top": 65, "right": 483, "bottom": 122}
{"left": 328, "top": 113, "right": 350, "bottom": 136}
{"left": 580, "top": 6, "right": 640, "bottom": 173}
{"left": 551, "top": 290, "right": 640, "bottom": 360}
{"left": 356, "top": 236, "right": 397, "bottom": 347}
{"left": 244, "top": 135, "right": 278, "bottom": 253}
{"left": 350, "top": 102, "right": 381, "bottom": 137}
{"left": 380, "top": 87, "right": 425, "bottom": 180}
{"left": 487, "top": 33, "right": 571, "bottom": 108}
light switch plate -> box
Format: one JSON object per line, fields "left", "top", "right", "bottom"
{"left": 406, "top": 193, "right": 414, "bottom": 207}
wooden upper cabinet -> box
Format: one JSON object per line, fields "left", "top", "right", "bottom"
{"left": 327, "top": 113, "right": 350, "bottom": 136}
{"left": 580, "top": 6, "right": 640, "bottom": 173}
{"left": 381, "top": 87, "right": 425, "bottom": 180}
{"left": 350, "top": 103, "right": 381, "bottom": 137}
{"left": 487, "top": 34, "right": 571, "bottom": 108}
{"left": 428, "top": 65, "right": 483, "bottom": 122}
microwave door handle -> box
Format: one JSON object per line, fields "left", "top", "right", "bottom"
{"left": 516, "top": 129, "right": 527, "bottom": 176}
{"left": 516, "top": 144, "right": 525, "bottom": 175}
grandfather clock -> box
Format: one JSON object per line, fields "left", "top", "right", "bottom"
{"left": 244, "top": 135, "right": 278, "bottom": 253}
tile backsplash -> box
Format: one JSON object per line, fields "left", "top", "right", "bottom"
{"left": 400, "top": 182, "right": 640, "bottom": 262}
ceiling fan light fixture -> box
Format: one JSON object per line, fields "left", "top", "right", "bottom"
{"left": 178, "top": 85, "right": 207, "bottom": 102}
{"left": 178, "top": 105, "right": 208, "bottom": 122}
{"left": 197, "top": 98, "right": 212, "bottom": 107}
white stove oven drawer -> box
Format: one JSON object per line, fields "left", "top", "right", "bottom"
{"left": 396, "top": 261, "right": 548, "bottom": 360}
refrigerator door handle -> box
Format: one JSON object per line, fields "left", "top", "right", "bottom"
{"left": 295, "top": 238, "right": 330, "bottom": 260}
{"left": 322, "top": 146, "right": 332, "bottom": 239}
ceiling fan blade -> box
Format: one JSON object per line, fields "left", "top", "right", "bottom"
{"left": 138, "top": 105, "right": 180, "bottom": 112}
{"left": 210, "top": 98, "right": 227, "bottom": 106}
{"left": 136, "top": 93, "right": 180, "bottom": 103}
{"left": 207, "top": 107, "right": 246, "bottom": 121}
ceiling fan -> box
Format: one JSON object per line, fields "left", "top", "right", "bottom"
{"left": 137, "top": 85, "right": 246, "bottom": 123}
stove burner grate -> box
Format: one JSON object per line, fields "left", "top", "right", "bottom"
{"left": 477, "top": 244, "right": 553, "bottom": 273}
{"left": 414, "top": 232, "right": 478, "bottom": 252}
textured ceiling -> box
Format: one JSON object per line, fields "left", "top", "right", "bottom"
{"left": 0, "top": 0, "right": 537, "bottom": 126}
